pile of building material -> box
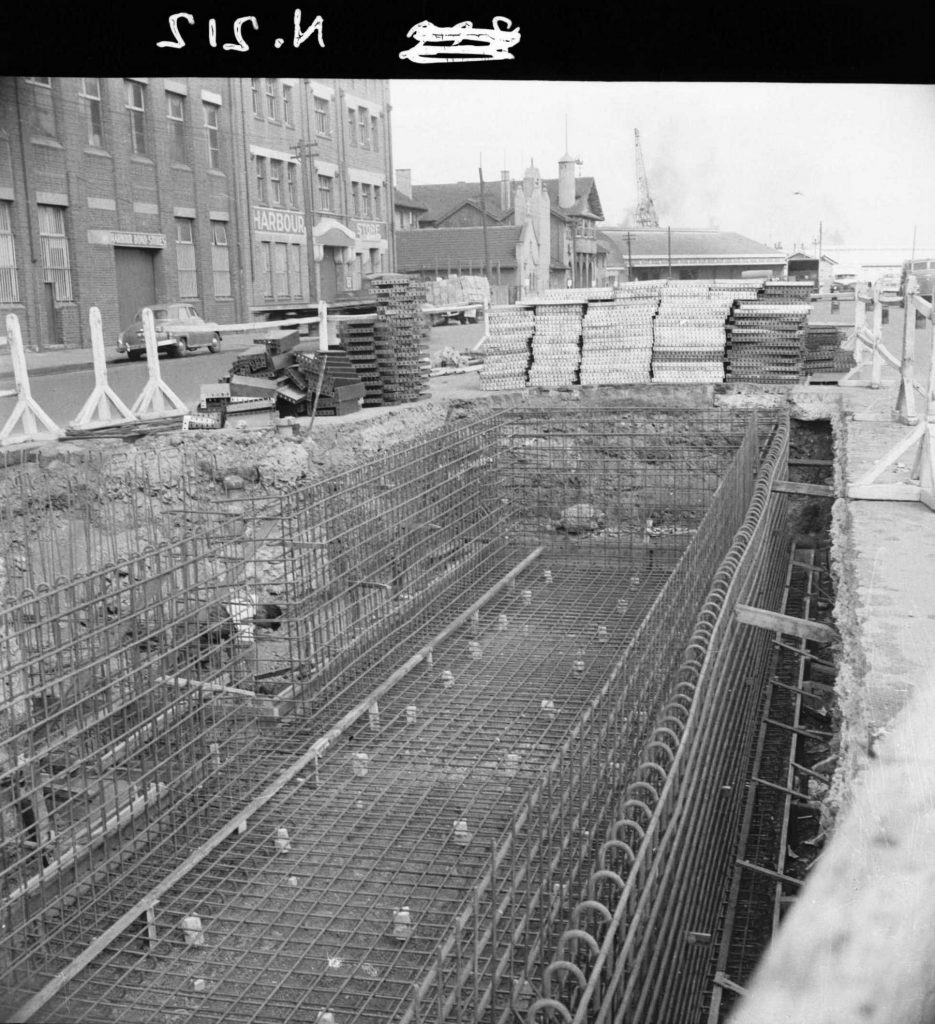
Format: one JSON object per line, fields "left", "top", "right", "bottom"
{"left": 539, "top": 286, "right": 615, "bottom": 303}
{"left": 651, "top": 286, "right": 730, "bottom": 383}
{"left": 762, "top": 280, "right": 814, "bottom": 303}
{"left": 803, "top": 323, "right": 855, "bottom": 375}
{"left": 293, "top": 347, "right": 367, "bottom": 416}
{"left": 214, "top": 330, "right": 367, "bottom": 419}
{"left": 423, "top": 274, "right": 491, "bottom": 308}
{"left": 725, "top": 303, "right": 811, "bottom": 383}
{"left": 373, "top": 275, "right": 431, "bottom": 403}
{"left": 338, "top": 317, "right": 383, "bottom": 407}
{"left": 479, "top": 306, "right": 534, "bottom": 391}
{"left": 708, "top": 279, "right": 763, "bottom": 303}
{"left": 527, "top": 302, "right": 584, "bottom": 387}
{"left": 614, "top": 280, "right": 666, "bottom": 302}
{"left": 579, "top": 300, "right": 656, "bottom": 384}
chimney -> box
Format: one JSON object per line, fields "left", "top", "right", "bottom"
{"left": 558, "top": 153, "right": 576, "bottom": 209}
{"left": 500, "top": 170, "right": 511, "bottom": 212}
{"left": 396, "top": 168, "right": 412, "bottom": 198}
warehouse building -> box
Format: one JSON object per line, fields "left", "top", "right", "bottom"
{"left": 599, "top": 227, "right": 786, "bottom": 282}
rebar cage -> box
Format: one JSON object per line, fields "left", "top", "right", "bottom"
{"left": 0, "top": 406, "right": 779, "bottom": 1023}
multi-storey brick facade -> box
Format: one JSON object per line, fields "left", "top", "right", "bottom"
{"left": 0, "top": 76, "right": 396, "bottom": 350}
{"left": 230, "top": 76, "right": 396, "bottom": 311}
{"left": 0, "top": 77, "right": 243, "bottom": 350}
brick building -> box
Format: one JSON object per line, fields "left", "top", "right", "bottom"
{"left": 0, "top": 76, "right": 243, "bottom": 350}
{"left": 0, "top": 76, "right": 397, "bottom": 350}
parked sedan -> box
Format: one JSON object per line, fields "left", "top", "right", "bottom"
{"left": 876, "top": 273, "right": 903, "bottom": 307}
{"left": 116, "top": 304, "right": 222, "bottom": 361}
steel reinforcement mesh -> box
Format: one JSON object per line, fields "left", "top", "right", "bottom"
{"left": 0, "top": 406, "right": 775, "bottom": 1023}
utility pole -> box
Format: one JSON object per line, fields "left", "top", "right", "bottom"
{"left": 292, "top": 137, "right": 321, "bottom": 303}
{"left": 479, "top": 162, "right": 492, "bottom": 282}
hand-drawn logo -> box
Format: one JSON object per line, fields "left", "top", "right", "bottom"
{"left": 399, "top": 17, "right": 520, "bottom": 63}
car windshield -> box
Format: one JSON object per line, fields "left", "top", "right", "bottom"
{"left": 152, "top": 309, "right": 169, "bottom": 321}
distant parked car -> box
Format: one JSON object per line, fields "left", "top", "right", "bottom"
{"left": 830, "top": 272, "right": 858, "bottom": 294}
{"left": 876, "top": 273, "right": 903, "bottom": 306}
{"left": 116, "top": 304, "right": 222, "bottom": 361}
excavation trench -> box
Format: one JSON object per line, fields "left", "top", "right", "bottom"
{"left": 0, "top": 405, "right": 802, "bottom": 1023}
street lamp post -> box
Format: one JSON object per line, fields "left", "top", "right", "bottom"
{"left": 292, "top": 137, "right": 321, "bottom": 303}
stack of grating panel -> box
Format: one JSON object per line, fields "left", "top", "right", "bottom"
{"left": 294, "top": 346, "right": 366, "bottom": 415}
{"left": 651, "top": 282, "right": 731, "bottom": 383}
{"left": 338, "top": 316, "right": 383, "bottom": 407}
{"left": 538, "top": 286, "right": 615, "bottom": 303}
{"left": 373, "top": 275, "right": 431, "bottom": 404}
{"left": 479, "top": 305, "right": 534, "bottom": 391}
{"left": 762, "top": 280, "right": 814, "bottom": 303}
{"left": 725, "top": 302, "right": 811, "bottom": 383}
{"left": 707, "top": 279, "right": 763, "bottom": 304}
{"left": 614, "top": 279, "right": 666, "bottom": 303}
{"left": 579, "top": 299, "right": 658, "bottom": 384}
{"left": 803, "top": 323, "right": 855, "bottom": 375}
{"left": 527, "top": 302, "right": 583, "bottom": 387}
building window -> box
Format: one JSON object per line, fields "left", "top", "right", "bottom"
{"left": 317, "top": 174, "right": 332, "bottom": 211}
{"left": 282, "top": 83, "right": 293, "bottom": 125}
{"left": 288, "top": 243, "right": 301, "bottom": 296}
{"left": 250, "top": 78, "right": 260, "bottom": 115}
{"left": 270, "top": 160, "right": 282, "bottom": 205}
{"left": 260, "top": 241, "right": 272, "bottom": 296}
{"left": 370, "top": 115, "right": 379, "bottom": 152}
{"left": 373, "top": 185, "right": 382, "bottom": 219}
{"left": 314, "top": 96, "right": 330, "bottom": 135}
{"left": 27, "top": 78, "right": 56, "bottom": 138}
{"left": 175, "top": 219, "right": 197, "bottom": 298}
{"left": 255, "top": 156, "right": 267, "bottom": 203}
{"left": 204, "top": 102, "right": 220, "bottom": 170}
{"left": 346, "top": 107, "right": 356, "bottom": 146}
{"left": 211, "top": 221, "right": 231, "bottom": 297}
{"left": 274, "top": 242, "right": 288, "bottom": 296}
{"left": 358, "top": 109, "right": 369, "bottom": 149}
{"left": 351, "top": 182, "right": 361, "bottom": 218}
{"left": 265, "top": 78, "right": 278, "bottom": 119}
{"left": 362, "top": 183, "right": 372, "bottom": 219}
{"left": 287, "top": 163, "right": 298, "bottom": 208}
{"left": 126, "top": 80, "right": 147, "bottom": 155}
{"left": 79, "top": 78, "right": 103, "bottom": 148}
{"left": 0, "top": 202, "right": 19, "bottom": 304}
{"left": 167, "top": 93, "right": 186, "bottom": 164}
{"left": 37, "top": 205, "right": 72, "bottom": 301}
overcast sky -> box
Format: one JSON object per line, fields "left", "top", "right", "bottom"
{"left": 389, "top": 81, "right": 935, "bottom": 253}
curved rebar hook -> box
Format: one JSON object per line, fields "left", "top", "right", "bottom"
{"left": 588, "top": 868, "right": 627, "bottom": 901}
{"left": 526, "top": 997, "right": 574, "bottom": 1023}
{"left": 544, "top": 958, "right": 589, "bottom": 1001}
{"left": 555, "top": 927, "right": 602, "bottom": 964}
{"left": 598, "top": 838, "right": 636, "bottom": 873}
{"left": 570, "top": 898, "right": 614, "bottom": 932}
{"left": 635, "top": 760, "right": 668, "bottom": 789}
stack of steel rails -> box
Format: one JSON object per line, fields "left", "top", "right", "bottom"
{"left": 372, "top": 276, "right": 431, "bottom": 404}
{"left": 725, "top": 303, "right": 811, "bottom": 383}
{"left": 338, "top": 317, "right": 383, "bottom": 407}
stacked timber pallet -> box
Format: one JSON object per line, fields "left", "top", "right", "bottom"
{"left": 372, "top": 275, "right": 431, "bottom": 403}
{"left": 725, "top": 303, "right": 811, "bottom": 383}
{"left": 803, "top": 324, "right": 855, "bottom": 375}
{"left": 479, "top": 306, "right": 534, "bottom": 391}
{"left": 527, "top": 302, "right": 584, "bottom": 387}
{"left": 338, "top": 317, "right": 383, "bottom": 407}
{"left": 651, "top": 284, "right": 730, "bottom": 383}
{"left": 579, "top": 300, "right": 656, "bottom": 384}
{"left": 762, "top": 280, "right": 814, "bottom": 303}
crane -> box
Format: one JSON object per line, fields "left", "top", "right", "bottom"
{"left": 634, "top": 129, "right": 659, "bottom": 228}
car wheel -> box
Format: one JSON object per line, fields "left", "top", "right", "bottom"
{"left": 173, "top": 338, "right": 187, "bottom": 357}
{"left": 127, "top": 350, "right": 144, "bottom": 361}
{"left": 208, "top": 333, "right": 221, "bottom": 354}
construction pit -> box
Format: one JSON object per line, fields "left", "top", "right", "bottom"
{"left": 0, "top": 383, "right": 915, "bottom": 1024}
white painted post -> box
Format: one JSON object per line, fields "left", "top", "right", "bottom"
{"left": 317, "top": 301, "right": 329, "bottom": 353}
{"left": 870, "top": 285, "right": 884, "bottom": 389}
{"left": 896, "top": 279, "right": 919, "bottom": 425}
{"left": 71, "top": 306, "right": 137, "bottom": 429}
{"left": 129, "top": 307, "right": 188, "bottom": 420}
{"left": 0, "top": 313, "right": 62, "bottom": 445}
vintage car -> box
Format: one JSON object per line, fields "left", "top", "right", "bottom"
{"left": 116, "top": 303, "right": 222, "bottom": 360}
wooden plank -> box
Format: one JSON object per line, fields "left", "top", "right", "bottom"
{"left": 735, "top": 603, "right": 838, "bottom": 644}
{"left": 771, "top": 481, "right": 834, "bottom": 497}
{"left": 789, "top": 458, "right": 833, "bottom": 467}
{"left": 847, "top": 483, "right": 922, "bottom": 502}
{"left": 714, "top": 972, "right": 748, "bottom": 997}
{"left": 737, "top": 859, "right": 804, "bottom": 888}
{"left": 852, "top": 421, "right": 925, "bottom": 486}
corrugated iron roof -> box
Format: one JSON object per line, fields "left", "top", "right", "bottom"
{"left": 598, "top": 228, "right": 783, "bottom": 264}
{"left": 396, "top": 226, "right": 522, "bottom": 271}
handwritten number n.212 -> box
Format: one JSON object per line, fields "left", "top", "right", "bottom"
{"left": 157, "top": 11, "right": 324, "bottom": 49}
